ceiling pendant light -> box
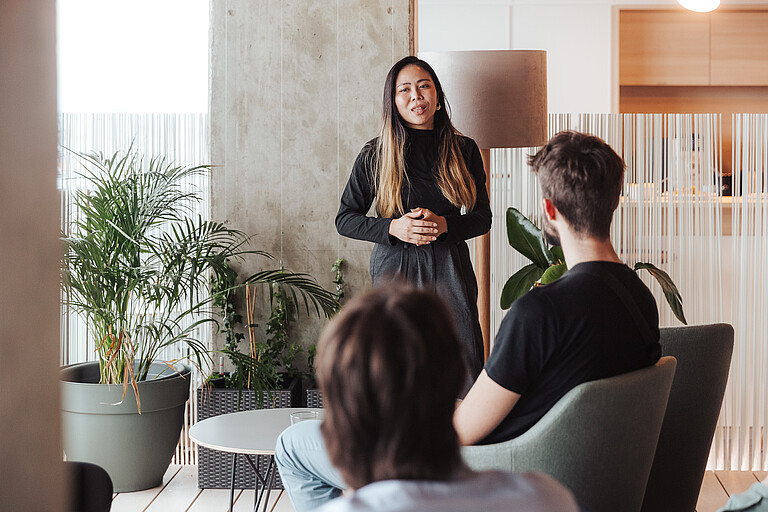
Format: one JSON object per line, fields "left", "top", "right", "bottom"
{"left": 677, "top": 0, "right": 721, "bottom": 12}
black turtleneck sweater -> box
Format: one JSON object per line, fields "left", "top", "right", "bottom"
{"left": 335, "top": 129, "right": 492, "bottom": 245}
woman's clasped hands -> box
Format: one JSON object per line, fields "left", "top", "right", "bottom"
{"left": 389, "top": 208, "right": 447, "bottom": 246}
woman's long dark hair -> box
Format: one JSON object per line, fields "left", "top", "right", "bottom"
{"left": 374, "top": 56, "right": 477, "bottom": 218}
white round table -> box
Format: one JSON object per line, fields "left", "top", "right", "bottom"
{"left": 189, "top": 408, "right": 323, "bottom": 512}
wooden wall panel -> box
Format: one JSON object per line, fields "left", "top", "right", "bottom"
{"left": 711, "top": 12, "right": 768, "bottom": 86}
{"left": 620, "top": 85, "right": 768, "bottom": 174}
{"left": 620, "top": 10, "right": 710, "bottom": 86}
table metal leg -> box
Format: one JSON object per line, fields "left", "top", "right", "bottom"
{"left": 243, "top": 455, "right": 276, "bottom": 512}
{"left": 229, "top": 452, "right": 238, "bottom": 512}
{"left": 260, "top": 457, "right": 277, "bottom": 512}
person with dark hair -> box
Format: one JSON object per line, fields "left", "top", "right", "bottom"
{"left": 453, "top": 130, "right": 662, "bottom": 445}
{"left": 335, "top": 55, "right": 491, "bottom": 383}
{"left": 275, "top": 284, "right": 579, "bottom": 512}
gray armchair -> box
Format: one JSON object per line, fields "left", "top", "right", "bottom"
{"left": 462, "top": 356, "right": 677, "bottom": 512}
{"left": 641, "top": 323, "right": 734, "bottom": 512}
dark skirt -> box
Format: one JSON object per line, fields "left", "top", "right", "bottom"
{"left": 370, "top": 240, "right": 484, "bottom": 389}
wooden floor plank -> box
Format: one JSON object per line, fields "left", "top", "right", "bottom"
{"left": 110, "top": 466, "right": 768, "bottom": 512}
{"left": 715, "top": 471, "right": 759, "bottom": 497}
{"left": 145, "top": 465, "right": 199, "bottom": 512}
{"left": 697, "top": 471, "right": 729, "bottom": 512}
{"left": 235, "top": 489, "right": 289, "bottom": 512}
{"left": 187, "top": 488, "right": 243, "bottom": 512}
{"left": 111, "top": 464, "right": 183, "bottom": 512}
{"left": 270, "top": 491, "right": 294, "bottom": 512}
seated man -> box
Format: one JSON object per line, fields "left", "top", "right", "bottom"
{"left": 454, "top": 130, "right": 661, "bottom": 444}
{"left": 275, "top": 284, "right": 578, "bottom": 512}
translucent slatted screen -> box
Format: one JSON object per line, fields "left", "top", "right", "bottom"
{"left": 488, "top": 113, "right": 768, "bottom": 470}
{"left": 723, "top": 114, "right": 768, "bottom": 471}
{"left": 58, "top": 113, "right": 210, "bottom": 465}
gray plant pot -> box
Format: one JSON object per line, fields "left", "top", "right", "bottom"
{"left": 60, "top": 361, "right": 191, "bottom": 492}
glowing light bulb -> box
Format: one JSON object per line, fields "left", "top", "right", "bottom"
{"left": 677, "top": 0, "right": 721, "bottom": 12}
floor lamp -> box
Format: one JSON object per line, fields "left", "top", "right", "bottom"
{"left": 419, "top": 50, "right": 548, "bottom": 360}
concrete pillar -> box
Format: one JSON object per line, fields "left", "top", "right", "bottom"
{"left": 211, "top": 0, "right": 413, "bottom": 350}
{"left": 0, "top": 0, "right": 65, "bottom": 509}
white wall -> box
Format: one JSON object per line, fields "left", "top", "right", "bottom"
{"left": 511, "top": 3, "right": 613, "bottom": 113}
{"left": 418, "top": 2, "right": 511, "bottom": 52}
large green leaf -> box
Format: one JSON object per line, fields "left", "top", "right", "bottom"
{"left": 634, "top": 262, "right": 687, "bottom": 325}
{"left": 550, "top": 245, "right": 565, "bottom": 265}
{"left": 540, "top": 263, "right": 568, "bottom": 284}
{"left": 501, "top": 263, "right": 545, "bottom": 309}
{"left": 506, "top": 208, "right": 553, "bottom": 268}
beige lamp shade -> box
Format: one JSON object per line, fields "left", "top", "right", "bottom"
{"left": 419, "top": 50, "right": 547, "bottom": 149}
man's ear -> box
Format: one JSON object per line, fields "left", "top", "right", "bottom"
{"left": 542, "top": 198, "right": 558, "bottom": 221}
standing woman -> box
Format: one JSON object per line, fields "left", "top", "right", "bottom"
{"left": 335, "top": 56, "right": 491, "bottom": 381}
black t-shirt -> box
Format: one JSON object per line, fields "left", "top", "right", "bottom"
{"left": 481, "top": 261, "right": 661, "bottom": 445}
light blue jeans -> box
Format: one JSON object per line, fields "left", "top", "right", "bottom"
{"left": 274, "top": 420, "right": 347, "bottom": 511}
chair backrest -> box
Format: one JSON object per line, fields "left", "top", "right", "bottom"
{"left": 641, "top": 323, "right": 734, "bottom": 512}
{"left": 65, "top": 460, "right": 113, "bottom": 512}
{"left": 462, "top": 356, "right": 676, "bottom": 512}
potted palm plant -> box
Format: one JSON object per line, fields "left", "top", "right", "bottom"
{"left": 59, "top": 148, "right": 337, "bottom": 492}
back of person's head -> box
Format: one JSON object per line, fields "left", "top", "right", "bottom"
{"left": 529, "top": 130, "right": 625, "bottom": 239}
{"left": 317, "top": 283, "right": 467, "bottom": 489}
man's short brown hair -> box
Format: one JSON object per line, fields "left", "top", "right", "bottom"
{"left": 317, "top": 284, "right": 466, "bottom": 489}
{"left": 529, "top": 130, "right": 625, "bottom": 239}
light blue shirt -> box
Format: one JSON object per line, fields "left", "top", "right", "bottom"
{"left": 315, "top": 470, "right": 579, "bottom": 512}
{"left": 718, "top": 483, "right": 768, "bottom": 512}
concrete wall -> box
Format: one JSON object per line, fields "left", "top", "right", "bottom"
{"left": 211, "top": 0, "right": 412, "bottom": 354}
{"left": 0, "top": 0, "right": 65, "bottom": 509}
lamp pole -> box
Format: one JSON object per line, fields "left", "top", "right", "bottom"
{"left": 419, "top": 50, "right": 548, "bottom": 360}
{"left": 477, "top": 148, "right": 492, "bottom": 360}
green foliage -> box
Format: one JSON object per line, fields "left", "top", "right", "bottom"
{"left": 500, "top": 263, "right": 544, "bottom": 309}
{"left": 307, "top": 344, "right": 317, "bottom": 379}
{"left": 264, "top": 280, "right": 301, "bottom": 382}
{"left": 211, "top": 261, "right": 245, "bottom": 356}
{"left": 501, "top": 207, "right": 687, "bottom": 325}
{"left": 506, "top": 208, "right": 555, "bottom": 268}
{"left": 210, "top": 264, "right": 340, "bottom": 409}
{"left": 332, "top": 258, "right": 346, "bottom": 303}
{"left": 633, "top": 262, "right": 687, "bottom": 324}
{"left": 61, "top": 148, "right": 261, "bottom": 398}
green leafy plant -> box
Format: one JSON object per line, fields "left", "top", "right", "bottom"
{"left": 61, "top": 148, "right": 259, "bottom": 407}
{"left": 501, "top": 207, "right": 687, "bottom": 324}
{"left": 331, "top": 258, "right": 346, "bottom": 303}
{"left": 213, "top": 265, "right": 340, "bottom": 407}
{"left": 305, "top": 258, "right": 347, "bottom": 383}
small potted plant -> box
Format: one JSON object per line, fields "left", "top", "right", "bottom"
{"left": 196, "top": 262, "right": 339, "bottom": 489}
